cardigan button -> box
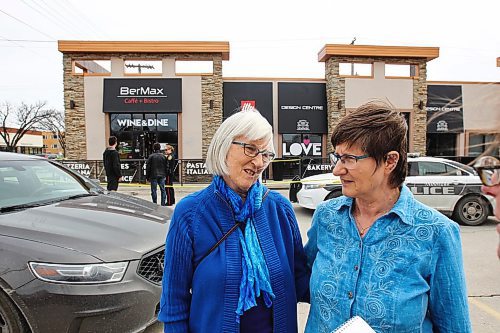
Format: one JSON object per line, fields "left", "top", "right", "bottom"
{"left": 348, "top": 291, "right": 353, "bottom": 299}
{"left": 354, "top": 265, "right": 359, "bottom": 271}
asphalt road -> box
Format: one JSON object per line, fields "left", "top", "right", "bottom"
{"left": 122, "top": 186, "right": 500, "bottom": 333}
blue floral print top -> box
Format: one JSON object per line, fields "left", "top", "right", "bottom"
{"left": 305, "top": 185, "right": 472, "bottom": 333}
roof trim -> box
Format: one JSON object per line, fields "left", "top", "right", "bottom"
{"left": 58, "top": 40, "right": 230, "bottom": 60}
{"left": 318, "top": 44, "right": 439, "bottom": 62}
{"left": 223, "top": 77, "right": 325, "bottom": 82}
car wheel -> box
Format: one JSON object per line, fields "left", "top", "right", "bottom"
{"left": 0, "top": 290, "right": 28, "bottom": 333}
{"left": 325, "top": 190, "right": 342, "bottom": 201}
{"left": 452, "top": 195, "right": 489, "bottom": 226}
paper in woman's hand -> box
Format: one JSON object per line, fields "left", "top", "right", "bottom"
{"left": 333, "top": 316, "right": 375, "bottom": 333}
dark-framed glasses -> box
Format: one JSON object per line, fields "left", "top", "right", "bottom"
{"left": 232, "top": 141, "right": 276, "bottom": 163}
{"left": 330, "top": 152, "right": 369, "bottom": 169}
{"left": 473, "top": 156, "right": 500, "bottom": 187}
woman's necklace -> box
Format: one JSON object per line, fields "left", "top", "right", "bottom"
{"left": 355, "top": 220, "right": 371, "bottom": 236}
{"left": 353, "top": 206, "right": 372, "bottom": 237}
{"left": 353, "top": 189, "right": 400, "bottom": 237}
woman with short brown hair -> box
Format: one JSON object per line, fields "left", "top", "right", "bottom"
{"left": 305, "top": 101, "right": 471, "bottom": 332}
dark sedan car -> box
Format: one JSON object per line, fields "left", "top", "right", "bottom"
{"left": 0, "top": 152, "right": 170, "bottom": 332}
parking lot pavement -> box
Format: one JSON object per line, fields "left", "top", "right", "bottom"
{"left": 122, "top": 186, "right": 500, "bottom": 333}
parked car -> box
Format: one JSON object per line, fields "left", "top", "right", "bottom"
{"left": 0, "top": 152, "right": 171, "bottom": 332}
{"left": 292, "top": 156, "right": 495, "bottom": 226}
{"left": 35, "top": 153, "right": 60, "bottom": 160}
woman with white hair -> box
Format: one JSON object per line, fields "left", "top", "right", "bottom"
{"left": 158, "top": 108, "right": 310, "bottom": 333}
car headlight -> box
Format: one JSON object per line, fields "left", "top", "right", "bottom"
{"left": 29, "top": 262, "right": 128, "bottom": 284}
{"left": 303, "top": 183, "right": 327, "bottom": 190}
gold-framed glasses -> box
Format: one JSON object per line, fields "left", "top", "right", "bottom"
{"left": 232, "top": 141, "right": 276, "bottom": 163}
{"left": 473, "top": 156, "right": 500, "bottom": 187}
{"left": 330, "top": 152, "right": 370, "bottom": 169}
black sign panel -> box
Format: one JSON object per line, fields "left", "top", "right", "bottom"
{"left": 103, "top": 78, "right": 182, "bottom": 113}
{"left": 426, "top": 85, "right": 464, "bottom": 133}
{"left": 278, "top": 82, "right": 327, "bottom": 133}
{"left": 223, "top": 82, "right": 273, "bottom": 125}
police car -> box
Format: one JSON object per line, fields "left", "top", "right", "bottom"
{"left": 291, "top": 156, "right": 496, "bottom": 226}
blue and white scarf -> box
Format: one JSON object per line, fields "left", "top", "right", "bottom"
{"left": 213, "top": 175, "right": 275, "bottom": 323}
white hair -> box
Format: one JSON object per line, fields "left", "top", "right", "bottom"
{"left": 206, "top": 109, "right": 274, "bottom": 176}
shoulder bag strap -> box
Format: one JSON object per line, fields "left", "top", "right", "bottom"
{"left": 194, "top": 189, "right": 270, "bottom": 270}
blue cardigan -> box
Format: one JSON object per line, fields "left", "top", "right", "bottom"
{"left": 159, "top": 183, "right": 310, "bottom": 332}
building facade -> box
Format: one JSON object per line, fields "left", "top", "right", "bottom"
{"left": 0, "top": 128, "right": 43, "bottom": 154}
{"left": 42, "top": 131, "right": 64, "bottom": 156}
{"left": 58, "top": 41, "right": 499, "bottom": 180}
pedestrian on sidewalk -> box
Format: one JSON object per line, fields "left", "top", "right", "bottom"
{"left": 159, "top": 108, "right": 310, "bottom": 333}
{"left": 102, "top": 136, "right": 122, "bottom": 191}
{"left": 164, "top": 144, "right": 176, "bottom": 206}
{"left": 146, "top": 143, "right": 168, "bottom": 206}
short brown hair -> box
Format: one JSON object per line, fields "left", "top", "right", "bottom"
{"left": 331, "top": 101, "right": 408, "bottom": 188}
{"left": 108, "top": 136, "right": 117, "bottom": 146}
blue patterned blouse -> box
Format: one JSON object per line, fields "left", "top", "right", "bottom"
{"left": 305, "top": 185, "right": 472, "bottom": 333}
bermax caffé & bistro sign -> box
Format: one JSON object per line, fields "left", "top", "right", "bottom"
{"left": 103, "top": 78, "right": 182, "bottom": 113}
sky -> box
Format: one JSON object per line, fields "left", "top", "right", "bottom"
{"left": 1, "top": 0, "right": 499, "bottom": 110}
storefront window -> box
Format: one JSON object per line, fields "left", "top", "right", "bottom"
{"left": 157, "top": 114, "right": 178, "bottom": 131}
{"left": 427, "top": 133, "right": 457, "bottom": 156}
{"left": 282, "top": 134, "right": 322, "bottom": 157}
{"left": 110, "top": 113, "right": 178, "bottom": 159}
{"left": 281, "top": 134, "right": 323, "bottom": 179}
{"left": 468, "top": 134, "right": 497, "bottom": 157}
{"left": 110, "top": 114, "right": 132, "bottom": 132}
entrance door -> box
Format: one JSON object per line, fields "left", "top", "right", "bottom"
{"left": 144, "top": 132, "right": 157, "bottom": 158}
{"left": 136, "top": 132, "right": 157, "bottom": 159}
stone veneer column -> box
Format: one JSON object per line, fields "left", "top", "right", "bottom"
{"left": 63, "top": 54, "right": 87, "bottom": 159}
{"left": 325, "top": 57, "right": 345, "bottom": 153}
{"left": 201, "top": 56, "right": 223, "bottom": 158}
{"left": 413, "top": 60, "right": 427, "bottom": 155}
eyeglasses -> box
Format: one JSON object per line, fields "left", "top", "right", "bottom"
{"left": 330, "top": 152, "right": 370, "bottom": 169}
{"left": 232, "top": 141, "right": 276, "bottom": 163}
{"left": 473, "top": 156, "right": 500, "bottom": 187}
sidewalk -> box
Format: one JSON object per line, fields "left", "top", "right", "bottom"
{"left": 116, "top": 180, "right": 290, "bottom": 198}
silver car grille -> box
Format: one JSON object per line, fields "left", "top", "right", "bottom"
{"left": 137, "top": 247, "right": 164, "bottom": 285}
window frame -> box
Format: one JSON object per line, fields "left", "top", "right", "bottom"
{"left": 338, "top": 62, "right": 373, "bottom": 78}
{"left": 384, "top": 63, "right": 419, "bottom": 79}
{"left": 72, "top": 59, "right": 112, "bottom": 76}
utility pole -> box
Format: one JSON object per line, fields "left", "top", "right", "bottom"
{"left": 350, "top": 37, "right": 356, "bottom": 76}
{"left": 125, "top": 63, "right": 155, "bottom": 74}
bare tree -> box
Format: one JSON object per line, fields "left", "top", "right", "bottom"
{"left": 0, "top": 101, "right": 57, "bottom": 152}
{"left": 39, "top": 110, "right": 66, "bottom": 156}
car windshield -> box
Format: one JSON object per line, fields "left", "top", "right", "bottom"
{"left": 446, "top": 160, "right": 477, "bottom": 176}
{"left": 0, "top": 160, "right": 89, "bottom": 209}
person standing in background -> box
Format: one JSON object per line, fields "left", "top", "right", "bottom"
{"left": 164, "top": 145, "right": 176, "bottom": 206}
{"left": 146, "top": 142, "right": 169, "bottom": 206}
{"left": 102, "top": 136, "right": 122, "bottom": 191}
